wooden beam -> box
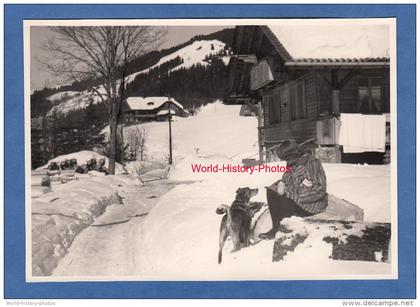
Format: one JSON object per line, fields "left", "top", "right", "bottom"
{"left": 331, "top": 70, "right": 340, "bottom": 115}
{"left": 246, "top": 26, "right": 257, "bottom": 53}
{"left": 254, "top": 27, "right": 265, "bottom": 56}
{"left": 337, "top": 69, "right": 357, "bottom": 90}
{"left": 331, "top": 70, "right": 339, "bottom": 89}
{"left": 238, "top": 62, "right": 248, "bottom": 93}
{"left": 226, "top": 57, "right": 239, "bottom": 94}
{"left": 312, "top": 70, "right": 333, "bottom": 89}
{"left": 235, "top": 27, "right": 245, "bottom": 54}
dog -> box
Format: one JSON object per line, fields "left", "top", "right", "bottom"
{"left": 216, "top": 187, "right": 264, "bottom": 264}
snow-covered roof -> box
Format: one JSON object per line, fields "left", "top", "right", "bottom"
{"left": 125, "top": 96, "right": 183, "bottom": 111}
{"left": 266, "top": 24, "right": 390, "bottom": 61}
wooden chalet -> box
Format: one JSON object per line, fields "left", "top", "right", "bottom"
{"left": 227, "top": 25, "right": 391, "bottom": 164}
{"left": 123, "top": 96, "right": 186, "bottom": 124}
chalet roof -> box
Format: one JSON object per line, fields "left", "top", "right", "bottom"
{"left": 265, "top": 24, "right": 390, "bottom": 62}
{"left": 125, "top": 96, "right": 183, "bottom": 111}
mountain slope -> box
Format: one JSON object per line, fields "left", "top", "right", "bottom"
{"left": 30, "top": 28, "right": 234, "bottom": 118}
{"left": 46, "top": 39, "right": 228, "bottom": 116}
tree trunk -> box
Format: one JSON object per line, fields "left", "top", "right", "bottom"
{"left": 108, "top": 117, "right": 118, "bottom": 175}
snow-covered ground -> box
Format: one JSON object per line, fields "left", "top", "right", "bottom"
{"left": 31, "top": 175, "right": 131, "bottom": 276}
{"left": 130, "top": 101, "right": 393, "bottom": 280}
{"left": 127, "top": 101, "right": 259, "bottom": 163}
{"left": 35, "top": 101, "right": 393, "bottom": 280}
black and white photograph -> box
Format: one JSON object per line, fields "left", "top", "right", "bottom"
{"left": 25, "top": 18, "right": 397, "bottom": 281}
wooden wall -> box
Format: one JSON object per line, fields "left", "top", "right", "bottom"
{"left": 262, "top": 66, "right": 390, "bottom": 147}
{"left": 262, "top": 71, "right": 318, "bottom": 144}
{"left": 264, "top": 118, "right": 318, "bottom": 144}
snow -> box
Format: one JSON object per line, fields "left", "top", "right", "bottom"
{"left": 47, "top": 86, "right": 106, "bottom": 116}
{"left": 126, "top": 96, "right": 183, "bottom": 111}
{"left": 37, "top": 150, "right": 126, "bottom": 175}
{"left": 47, "top": 91, "right": 81, "bottom": 103}
{"left": 127, "top": 101, "right": 259, "bottom": 164}
{"left": 46, "top": 39, "right": 227, "bottom": 116}
{"left": 31, "top": 175, "right": 132, "bottom": 276}
{"left": 125, "top": 39, "right": 226, "bottom": 83}
{"left": 131, "top": 100, "right": 392, "bottom": 280}
{"left": 269, "top": 24, "right": 389, "bottom": 59}
{"left": 136, "top": 163, "right": 391, "bottom": 279}
{"left": 34, "top": 100, "right": 392, "bottom": 279}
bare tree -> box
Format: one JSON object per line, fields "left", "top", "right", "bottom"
{"left": 125, "top": 125, "right": 147, "bottom": 161}
{"left": 42, "top": 26, "right": 166, "bottom": 174}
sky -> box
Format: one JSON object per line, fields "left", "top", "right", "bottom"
{"left": 30, "top": 26, "right": 229, "bottom": 91}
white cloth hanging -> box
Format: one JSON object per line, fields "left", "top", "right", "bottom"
{"left": 339, "top": 113, "right": 386, "bottom": 153}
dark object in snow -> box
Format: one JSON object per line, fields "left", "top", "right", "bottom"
{"left": 273, "top": 229, "right": 308, "bottom": 261}
{"left": 31, "top": 174, "right": 51, "bottom": 187}
{"left": 59, "top": 160, "right": 67, "bottom": 170}
{"left": 48, "top": 161, "right": 60, "bottom": 171}
{"left": 86, "top": 158, "right": 97, "bottom": 171}
{"left": 69, "top": 158, "right": 78, "bottom": 170}
{"left": 75, "top": 164, "right": 89, "bottom": 174}
{"left": 216, "top": 187, "right": 263, "bottom": 264}
{"left": 95, "top": 158, "right": 108, "bottom": 174}
{"left": 272, "top": 219, "right": 391, "bottom": 262}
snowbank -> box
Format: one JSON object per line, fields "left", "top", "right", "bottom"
{"left": 37, "top": 150, "right": 126, "bottom": 175}
{"left": 31, "top": 176, "right": 131, "bottom": 276}
{"left": 136, "top": 162, "right": 391, "bottom": 279}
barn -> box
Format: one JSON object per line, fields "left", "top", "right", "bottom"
{"left": 226, "top": 24, "right": 391, "bottom": 164}
{"left": 123, "top": 96, "right": 186, "bottom": 124}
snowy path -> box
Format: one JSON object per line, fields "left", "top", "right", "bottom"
{"left": 52, "top": 179, "right": 185, "bottom": 277}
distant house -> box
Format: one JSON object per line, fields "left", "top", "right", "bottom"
{"left": 227, "top": 25, "right": 391, "bottom": 164}
{"left": 123, "top": 96, "right": 186, "bottom": 124}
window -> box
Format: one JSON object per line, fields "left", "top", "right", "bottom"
{"left": 267, "top": 93, "right": 281, "bottom": 125}
{"left": 290, "top": 80, "right": 307, "bottom": 120}
{"left": 358, "top": 77, "right": 384, "bottom": 113}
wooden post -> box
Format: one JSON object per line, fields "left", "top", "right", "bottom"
{"left": 168, "top": 99, "right": 173, "bottom": 165}
{"left": 257, "top": 101, "right": 264, "bottom": 162}
{"left": 332, "top": 89, "right": 340, "bottom": 115}
{"left": 331, "top": 70, "right": 340, "bottom": 115}
{"left": 245, "top": 100, "right": 265, "bottom": 162}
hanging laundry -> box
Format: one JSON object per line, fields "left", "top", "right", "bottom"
{"left": 339, "top": 113, "right": 386, "bottom": 153}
